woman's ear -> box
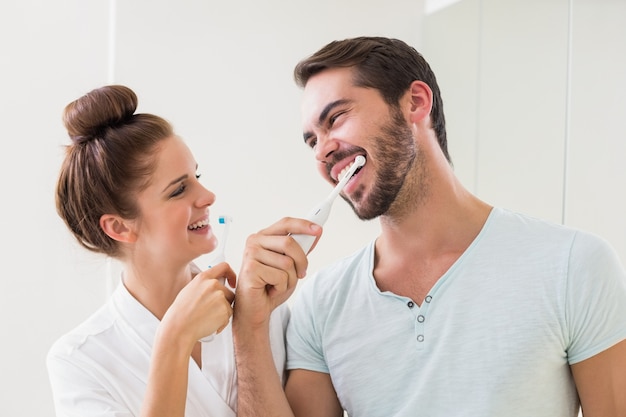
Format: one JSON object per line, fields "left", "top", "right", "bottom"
{"left": 100, "top": 214, "right": 137, "bottom": 243}
{"left": 407, "top": 80, "right": 433, "bottom": 123}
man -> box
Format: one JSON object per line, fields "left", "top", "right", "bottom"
{"left": 234, "top": 36, "right": 626, "bottom": 417}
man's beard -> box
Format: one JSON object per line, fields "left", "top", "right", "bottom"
{"left": 346, "top": 108, "right": 417, "bottom": 221}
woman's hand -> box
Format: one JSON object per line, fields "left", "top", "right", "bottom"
{"left": 161, "top": 263, "right": 237, "bottom": 345}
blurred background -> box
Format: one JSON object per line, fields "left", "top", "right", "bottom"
{"left": 1, "top": 0, "right": 624, "bottom": 415}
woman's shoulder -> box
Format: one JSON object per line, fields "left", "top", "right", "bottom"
{"left": 47, "top": 301, "right": 116, "bottom": 361}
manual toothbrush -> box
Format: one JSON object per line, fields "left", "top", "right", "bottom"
{"left": 200, "top": 214, "right": 232, "bottom": 342}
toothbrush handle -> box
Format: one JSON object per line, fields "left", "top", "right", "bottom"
{"left": 290, "top": 198, "right": 333, "bottom": 254}
{"left": 201, "top": 254, "right": 227, "bottom": 342}
{"left": 291, "top": 233, "right": 317, "bottom": 255}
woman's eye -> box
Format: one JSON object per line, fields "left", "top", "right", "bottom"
{"left": 195, "top": 173, "right": 202, "bottom": 180}
{"left": 170, "top": 184, "right": 186, "bottom": 197}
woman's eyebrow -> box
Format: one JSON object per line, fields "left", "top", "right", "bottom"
{"left": 162, "top": 174, "right": 188, "bottom": 192}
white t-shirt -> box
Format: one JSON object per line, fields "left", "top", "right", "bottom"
{"left": 287, "top": 207, "right": 626, "bottom": 417}
{"left": 47, "top": 282, "right": 289, "bottom": 417}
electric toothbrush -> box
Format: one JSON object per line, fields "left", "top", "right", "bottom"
{"left": 291, "top": 155, "right": 366, "bottom": 254}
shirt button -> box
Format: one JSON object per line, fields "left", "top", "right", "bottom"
{"left": 417, "top": 335, "right": 425, "bottom": 342}
{"left": 425, "top": 295, "right": 432, "bottom": 303}
{"left": 417, "top": 315, "right": 425, "bottom": 323}
{"left": 407, "top": 301, "right": 415, "bottom": 308}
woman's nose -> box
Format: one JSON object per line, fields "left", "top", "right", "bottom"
{"left": 197, "top": 186, "right": 216, "bottom": 208}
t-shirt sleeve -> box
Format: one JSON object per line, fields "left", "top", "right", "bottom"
{"left": 565, "top": 231, "right": 626, "bottom": 364}
{"left": 286, "top": 275, "right": 330, "bottom": 374}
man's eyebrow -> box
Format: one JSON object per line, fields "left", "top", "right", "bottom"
{"left": 162, "top": 174, "right": 188, "bottom": 192}
{"left": 302, "top": 99, "right": 351, "bottom": 143}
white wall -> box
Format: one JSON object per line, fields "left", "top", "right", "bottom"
{"left": 1, "top": 0, "right": 623, "bottom": 416}
{"left": 1, "top": 1, "right": 112, "bottom": 415}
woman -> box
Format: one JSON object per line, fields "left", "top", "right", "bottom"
{"left": 47, "top": 85, "right": 315, "bottom": 417}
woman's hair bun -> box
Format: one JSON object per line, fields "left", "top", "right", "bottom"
{"left": 63, "top": 85, "right": 138, "bottom": 144}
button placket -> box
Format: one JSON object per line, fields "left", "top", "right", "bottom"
{"left": 413, "top": 295, "right": 432, "bottom": 349}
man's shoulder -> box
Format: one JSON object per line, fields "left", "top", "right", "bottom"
{"left": 489, "top": 207, "right": 580, "bottom": 241}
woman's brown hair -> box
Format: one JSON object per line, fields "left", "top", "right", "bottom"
{"left": 56, "top": 85, "right": 173, "bottom": 257}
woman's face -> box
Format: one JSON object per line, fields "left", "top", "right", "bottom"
{"left": 130, "top": 135, "right": 218, "bottom": 267}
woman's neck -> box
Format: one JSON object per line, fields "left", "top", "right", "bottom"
{"left": 122, "top": 261, "right": 193, "bottom": 320}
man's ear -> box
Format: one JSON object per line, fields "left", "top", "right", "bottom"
{"left": 100, "top": 214, "right": 137, "bottom": 243}
{"left": 407, "top": 80, "right": 433, "bottom": 123}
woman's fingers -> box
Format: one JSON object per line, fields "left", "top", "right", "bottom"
{"left": 195, "top": 263, "right": 237, "bottom": 300}
{"left": 163, "top": 264, "right": 238, "bottom": 341}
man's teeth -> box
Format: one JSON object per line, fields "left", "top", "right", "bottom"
{"left": 188, "top": 219, "right": 209, "bottom": 230}
{"left": 339, "top": 161, "right": 357, "bottom": 181}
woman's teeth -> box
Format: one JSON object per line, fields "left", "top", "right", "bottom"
{"left": 188, "top": 219, "right": 209, "bottom": 230}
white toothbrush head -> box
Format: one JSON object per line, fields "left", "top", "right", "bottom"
{"left": 333, "top": 155, "right": 366, "bottom": 197}
{"left": 339, "top": 155, "right": 365, "bottom": 181}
